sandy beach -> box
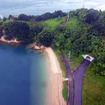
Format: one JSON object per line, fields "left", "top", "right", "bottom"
{"left": 0, "top": 36, "right": 66, "bottom": 105}
{"left": 44, "top": 47, "right": 66, "bottom": 105}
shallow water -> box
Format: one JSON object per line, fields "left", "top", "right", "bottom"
{"left": 0, "top": 43, "right": 48, "bottom": 105}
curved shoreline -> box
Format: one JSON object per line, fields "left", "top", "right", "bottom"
{"left": 44, "top": 47, "right": 66, "bottom": 105}
{"left": 0, "top": 38, "right": 66, "bottom": 105}
{"left": 0, "top": 36, "right": 21, "bottom": 44}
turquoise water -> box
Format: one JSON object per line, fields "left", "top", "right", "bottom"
{"left": 0, "top": 43, "right": 48, "bottom": 105}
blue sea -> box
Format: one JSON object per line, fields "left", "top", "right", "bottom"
{"left": 0, "top": 43, "right": 48, "bottom": 105}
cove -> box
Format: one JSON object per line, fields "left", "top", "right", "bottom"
{"left": 0, "top": 43, "right": 48, "bottom": 105}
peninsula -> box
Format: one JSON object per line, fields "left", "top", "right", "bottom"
{"left": 0, "top": 8, "right": 105, "bottom": 105}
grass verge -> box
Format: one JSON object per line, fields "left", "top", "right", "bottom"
{"left": 82, "top": 67, "right": 105, "bottom": 105}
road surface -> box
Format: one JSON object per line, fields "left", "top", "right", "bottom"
{"left": 61, "top": 54, "right": 91, "bottom": 105}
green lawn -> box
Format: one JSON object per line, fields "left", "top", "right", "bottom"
{"left": 82, "top": 68, "right": 105, "bottom": 105}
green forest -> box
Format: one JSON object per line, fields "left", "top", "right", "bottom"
{"left": 0, "top": 8, "right": 105, "bottom": 104}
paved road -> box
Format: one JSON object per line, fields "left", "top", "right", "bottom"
{"left": 61, "top": 54, "right": 91, "bottom": 105}
{"left": 73, "top": 59, "right": 90, "bottom": 105}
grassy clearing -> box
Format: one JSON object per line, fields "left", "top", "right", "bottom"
{"left": 82, "top": 68, "right": 105, "bottom": 105}
{"left": 43, "top": 17, "right": 65, "bottom": 30}
{"left": 69, "top": 55, "right": 80, "bottom": 71}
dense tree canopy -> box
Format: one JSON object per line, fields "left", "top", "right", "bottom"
{"left": 85, "top": 9, "right": 100, "bottom": 24}
{"left": 4, "top": 21, "right": 34, "bottom": 43}
{"left": 0, "top": 21, "right": 3, "bottom": 37}
{"left": 37, "top": 28, "right": 54, "bottom": 47}
{"left": 8, "top": 11, "right": 67, "bottom": 22}
{"left": 0, "top": 26, "right": 3, "bottom": 37}
{"left": 0, "top": 8, "right": 105, "bottom": 75}
{"left": 18, "top": 14, "right": 29, "bottom": 21}
{"left": 30, "top": 23, "right": 43, "bottom": 41}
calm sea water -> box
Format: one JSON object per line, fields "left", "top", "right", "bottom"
{"left": 0, "top": 43, "right": 48, "bottom": 105}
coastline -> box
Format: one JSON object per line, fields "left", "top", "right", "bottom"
{"left": 0, "top": 36, "right": 21, "bottom": 44}
{"left": 0, "top": 37, "right": 66, "bottom": 105}
{"left": 44, "top": 47, "right": 66, "bottom": 105}
{"left": 0, "top": 37, "right": 45, "bottom": 51}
